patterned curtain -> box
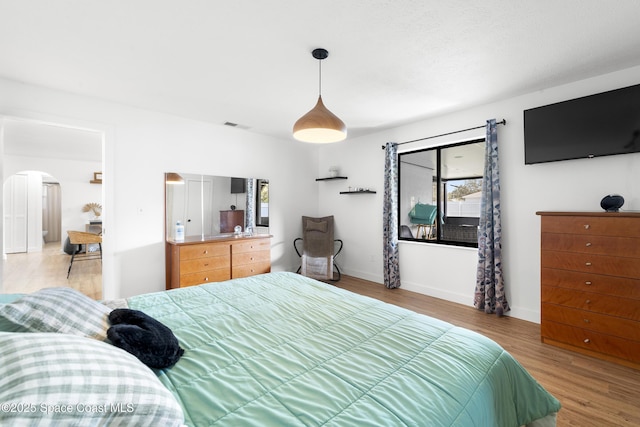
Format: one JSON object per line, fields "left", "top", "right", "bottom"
{"left": 245, "top": 178, "right": 256, "bottom": 232}
{"left": 383, "top": 142, "right": 401, "bottom": 289}
{"left": 474, "top": 119, "right": 510, "bottom": 315}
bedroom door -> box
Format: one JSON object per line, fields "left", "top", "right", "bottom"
{"left": 3, "top": 174, "right": 28, "bottom": 254}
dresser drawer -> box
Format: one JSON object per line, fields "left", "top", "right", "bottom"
{"left": 179, "top": 268, "right": 230, "bottom": 287}
{"left": 542, "top": 303, "right": 640, "bottom": 341}
{"left": 233, "top": 250, "right": 270, "bottom": 267}
{"left": 542, "top": 285, "right": 640, "bottom": 321}
{"left": 541, "top": 268, "right": 640, "bottom": 300}
{"left": 167, "top": 236, "right": 272, "bottom": 289}
{"left": 180, "top": 243, "right": 230, "bottom": 260}
{"left": 231, "top": 239, "right": 271, "bottom": 278}
{"left": 541, "top": 233, "right": 640, "bottom": 258}
{"left": 232, "top": 262, "right": 271, "bottom": 279}
{"left": 541, "top": 250, "right": 640, "bottom": 279}
{"left": 541, "top": 215, "right": 640, "bottom": 237}
{"left": 232, "top": 239, "right": 271, "bottom": 254}
{"left": 180, "top": 255, "right": 230, "bottom": 274}
{"left": 541, "top": 320, "right": 640, "bottom": 363}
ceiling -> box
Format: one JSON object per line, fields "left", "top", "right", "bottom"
{"left": 1, "top": 0, "right": 640, "bottom": 146}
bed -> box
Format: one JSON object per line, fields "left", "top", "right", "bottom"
{"left": 0, "top": 272, "right": 560, "bottom": 426}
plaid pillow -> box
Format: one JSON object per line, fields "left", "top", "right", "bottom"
{"left": 0, "top": 287, "right": 110, "bottom": 340}
{"left": 0, "top": 332, "right": 184, "bottom": 426}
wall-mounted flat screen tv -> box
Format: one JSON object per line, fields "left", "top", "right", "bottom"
{"left": 524, "top": 83, "right": 640, "bottom": 164}
{"left": 230, "top": 177, "right": 246, "bottom": 194}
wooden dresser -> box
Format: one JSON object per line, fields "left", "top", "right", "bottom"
{"left": 166, "top": 234, "right": 271, "bottom": 289}
{"left": 537, "top": 211, "right": 640, "bottom": 369}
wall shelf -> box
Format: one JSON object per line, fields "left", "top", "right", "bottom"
{"left": 340, "top": 190, "right": 376, "bottom": 194}
{"left": 90, "top": 172, "right": 102, "bottom": 184}
{"left": 316, "top": 176, "right": 348, "bottom": 181}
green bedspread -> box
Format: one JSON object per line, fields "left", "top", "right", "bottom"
{"left": 127, "top": 272, "right": 560, "bottom": 426}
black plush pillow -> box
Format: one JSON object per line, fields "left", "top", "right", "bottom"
{"left": 107, "top": 309, "right": 184, "bottom": 369}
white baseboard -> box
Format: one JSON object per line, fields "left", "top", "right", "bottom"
{"left": 339, "top": 267, "right": 382, "bottom": 285}
{"left": 400, "top": 279, "right": 474, "bottom": 308}
{"left": 338, "top": 269, "right": 541, "bottom": 324}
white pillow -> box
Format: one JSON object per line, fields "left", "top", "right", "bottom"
{"left": 0, "top": 332, "right": 184, "bottom": 426}
{"left": 0, "top": 287, "right": 111, "bottom": 340}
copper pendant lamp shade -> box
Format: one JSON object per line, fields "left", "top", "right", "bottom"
{"left": 165, "top": 172, "right": 184, "bottom": 184}
{"left": 293, "top": 48, "right": 347, "bottom": 143}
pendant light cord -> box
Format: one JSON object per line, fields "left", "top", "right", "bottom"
{"left": 318, "top": 59, "right": 322, "bottom": 97}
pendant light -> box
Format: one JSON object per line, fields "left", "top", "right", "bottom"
{"left": 165, "top": 172, "right": 184, "bottom": 184}
{"left": 293, "top": 48, "right": 347, "bottom": 143}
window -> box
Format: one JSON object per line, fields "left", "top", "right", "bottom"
{"left": 255, "top": 179, "right": 269, "bottom": 227}
{"left": 398, "top": 138, "right": 485, "bottom": 247}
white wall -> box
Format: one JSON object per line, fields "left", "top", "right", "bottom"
{"left": 0, "top": 78, "right": 319, "bottom": 299}
{"left": 2, "top": 65, "right": 639, "bottom": 322}
{"left": 318, "top": 65, "right": 640, "bottom": 323}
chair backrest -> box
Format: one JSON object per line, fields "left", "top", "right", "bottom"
{"left": 301, "top": 216, "right": 334, "bottom": 258}
{"left": 408, "top": 203, "right": 437, "bottom": 225}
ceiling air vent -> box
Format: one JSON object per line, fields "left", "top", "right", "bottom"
{"left": 224, "top": 121, "right": 250, "bottom": 130}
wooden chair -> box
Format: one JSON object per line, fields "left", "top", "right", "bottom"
{"left": 409, "top": 203, "right": 438, "bottom": 240}
{"left": 67, "top": 230, "right": 102, "bottom": 278}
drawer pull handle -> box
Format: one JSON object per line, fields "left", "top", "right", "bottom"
{"left": 583, "top": 319, "right": 590, "bottom": 323}
{"left": 204, "top": 277, "right": 209, "bottom": 281}
{"left": 585, "top": 242, "right": 592, "bottom": 247}
{"left": 585, "top": 262, "right": 592, "bottom": 266}
{"left": 203, "top": 250, "right": 208, "bottom": 254}
{"left": 584, "top": 338, "right": 590, "bottom": 344}
{"left": 585, "top": 300, "right": 591, "bottom": 304}
{"left": 584, "top": 224, "right": 590, "bottom": 229}
{"left": 585, "top": 281, "right": 592, "bottom": 285}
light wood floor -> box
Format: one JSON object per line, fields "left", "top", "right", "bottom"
{"left": 2, "top": 242, "right": 102, "bottom": 299}
{"left": 334, "top": 275, "right": 640, "bottom": 427}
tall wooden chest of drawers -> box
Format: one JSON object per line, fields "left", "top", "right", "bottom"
{"left": 537, "top": 211, "right": 640, "bottom": 369}
{"left": 166, "top": 234, "right": 271, "bottom": 289}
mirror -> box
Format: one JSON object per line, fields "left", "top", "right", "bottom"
{"left": 165, "top": 173, "right": 269, "bottom": 240}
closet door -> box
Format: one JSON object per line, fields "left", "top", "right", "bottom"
{"left": 4, "top": 174, "right": 28, "bottom": 253}
{"left": 183, "top": 176, "right": 214, "bottom": 237}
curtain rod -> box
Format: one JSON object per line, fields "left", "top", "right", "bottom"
{"left": 380, "top": 119, "right": 506, "bottom": 150}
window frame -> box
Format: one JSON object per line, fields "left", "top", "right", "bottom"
{"left": 255, "top": 179, "right": 269, "bottom": 227}
{"left": 398, "top": 138, "right": 485, "bottom": 248}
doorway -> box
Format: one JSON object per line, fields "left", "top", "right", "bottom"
{"left": 43, "top": 180, "right": 62, "bottom": 245}
{"left": 1, "top": 117, "right": 104, "bottom": 298}
{"left": 4, "top": 171, "right": 61, "bottom": 254}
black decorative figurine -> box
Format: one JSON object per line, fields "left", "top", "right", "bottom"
{"left": 600, "top": 194, "right": 624, "bottom": 212}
